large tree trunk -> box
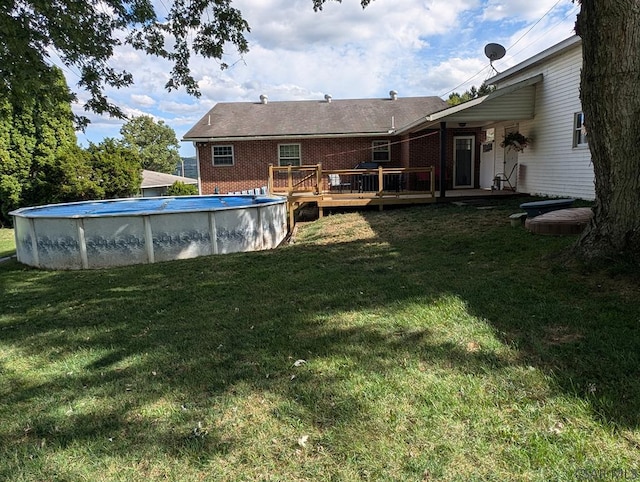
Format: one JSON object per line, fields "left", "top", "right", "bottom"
{"left": 575, "top": 0, "right": 640, "bottom": 263}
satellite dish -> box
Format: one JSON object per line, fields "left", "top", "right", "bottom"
{"left": 484, "top": 43, "right": 506, "bottom": 74}
{"left": 484, "top": 43, "right": 506, "bottom": 61}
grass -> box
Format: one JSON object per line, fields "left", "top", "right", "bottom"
{"left": 1, "top": 200, "right": 639, "bottom": 481}
{"left": 0, "top": 228, "right": 15, "bottom": 258}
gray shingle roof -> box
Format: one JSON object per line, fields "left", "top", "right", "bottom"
{"left": 183, "top": 96, "right": 448, "bottom": 140}
{"left": 141, "top": 170, "right": 198, "bottom": 189}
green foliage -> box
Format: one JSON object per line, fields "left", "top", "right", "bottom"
{"left": 120, "top": 116, "right": 181, "bottom": 173}
{"left": 500, "top": 131, "right": 531, "bottom": 152}
{"left": 0, "top": 176, "right": 22, "bottom": 226}
{"left": 0, "top": 68, "right": 81, "bottom": 223}
{"left": 88, "top": 139, "right": 142, "bottom": 198}
{"left": 0, "top": 0, "right": 251, "bottom": 123}
{"left": 166, "top": 181, "right": 198, "bottom": 196}
{"left": 312, "top": 0, "right": 372, "bottom": 10}
{"left": 27, "top": 146, "right": 104, "bottom": 205}
{"left": 0, "top": 68, "right": 160, "bottom": 226}
{"left": 0, "top": 1, "right": 374, "bottom": 125}
{"left": 447, "top": 83, "right": 495, "bottom": 106}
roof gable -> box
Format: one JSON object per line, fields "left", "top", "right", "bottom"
{"left": 183, "top": 96, "right": 448, "bottom": 140}
{"left": 487, "top": 35, "right": 581, "bottom": 85}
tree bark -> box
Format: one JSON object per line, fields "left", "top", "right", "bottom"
{"left": 575, "top": 0, "right": 640, "bottom": 263}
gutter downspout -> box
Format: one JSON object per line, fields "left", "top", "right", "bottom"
{"left": 194, "top": 142, "right": 202, "bottom": 194}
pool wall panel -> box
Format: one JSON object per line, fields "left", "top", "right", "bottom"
{"left": 261, "top": 203, "right": 287, "bottom": 250}
{"left": 83, "top": 217, "right": 148, "bottom": 269}
{"left": 34, "top": 218, "right": 82, "bottom": 270}
{"left": 14, "top": 216, "right": 37, "bottom": 267}
{"left": 151, "top": 212, "right": 212, "bottom": 263}
{"left": 215, "top": 208, "right": 259, "bottom": 254}
{"left": 11, "top": 195, "right": 288, "bottom": 270}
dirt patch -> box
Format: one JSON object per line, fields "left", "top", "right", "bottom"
{"left": 544, "top": 325, "right": 584, "bottom": 345}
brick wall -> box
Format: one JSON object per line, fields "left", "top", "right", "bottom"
{"left": 198, "top": 128, "right": 481, "bottom": 194}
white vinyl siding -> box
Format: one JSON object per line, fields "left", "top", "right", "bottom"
{"left": 492, "top": 42, "right": 594, "bottom": 200}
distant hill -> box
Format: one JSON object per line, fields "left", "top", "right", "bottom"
{"left": 174, "top": 156, "right": 198, "bottom": 179}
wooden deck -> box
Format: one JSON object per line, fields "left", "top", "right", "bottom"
{"left": 268, "top": 164, "right": 519, "bottom": 228}
{"left": 269, "top": 164, "right": 438, "bottom": 227}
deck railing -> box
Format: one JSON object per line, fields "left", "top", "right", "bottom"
{"left": 268, "top": 165, "right": 320, "bottom": 195}
{"left": 269, "top": 164, "right": 435, "bottom": 197}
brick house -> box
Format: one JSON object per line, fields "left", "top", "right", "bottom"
{"left": 183, "top": 92, "right": 484, "bottom": 195}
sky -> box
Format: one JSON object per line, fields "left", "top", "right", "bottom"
{"left": 66, "top": 0, "right": 580, "bottom": 157}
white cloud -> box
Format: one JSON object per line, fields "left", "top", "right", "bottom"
{"left": 418, "top": 57, "right": 491, "bottom": 96}
{"left": 131, "top": 94, "right": 156, "bottom": 107}
{"left": 69, "top": 0, "right": 580, "bottom": 157}
{"left": 481, "top": 0, "right": 572, "bottom": 22}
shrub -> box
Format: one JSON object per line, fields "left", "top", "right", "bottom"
{"left": 166, "top": 181, "right": 198, "bottom": 196}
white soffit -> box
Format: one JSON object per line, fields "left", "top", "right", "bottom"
{"left": 397, "top": 74, "right": 543, "bottom": 133}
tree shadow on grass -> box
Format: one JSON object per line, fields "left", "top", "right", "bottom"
{"left": 358, "top": 203, "right": 640, "bottom": 430}
{"left": 0, "top": 240, "right": 514, "bottom": 477}
{"left": 1, "top": 202, "right": 639, "bottom": 478}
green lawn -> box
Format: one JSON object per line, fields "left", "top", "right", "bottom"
{"left": 0, "top": 228, "right": 15, "bottom": 258}
{"left": 1, "top": 200, "right": 639, "bottom": 481}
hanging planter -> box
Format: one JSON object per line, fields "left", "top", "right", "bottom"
{"left": 500, "top": 131, "right": 531, "bottom": 152}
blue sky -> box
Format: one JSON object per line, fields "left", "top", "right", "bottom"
{"left": 68, "top": 0, "right": 579, "bottom": 157}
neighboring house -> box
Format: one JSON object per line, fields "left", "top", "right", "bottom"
{"left": 183, "top": 92, "right": 484, "bottom": 195}
{"left": 140, "top": 169, "right": 199, "bottom": 197}
{"left": 401, "top": 35, "right": 592, "bottom": 200}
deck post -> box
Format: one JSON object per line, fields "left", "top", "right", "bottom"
{"left": 316, "top": 163, "right": 322, "bottom": 194}
{"left": 268, "top": 164, "right": 274, "bottom": 194}
{"left": 288, "top": 201, "right": 295, "bottom": 230}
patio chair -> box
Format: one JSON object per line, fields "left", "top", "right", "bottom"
{"left": 328, "top": 174, "right": 351, "bottom": 192}
{"left": 492, "top": 162, "right": 518, "bottom": 191}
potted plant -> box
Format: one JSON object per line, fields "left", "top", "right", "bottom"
{"left": 500, "top": 131, "right": 531, "bottom": 152}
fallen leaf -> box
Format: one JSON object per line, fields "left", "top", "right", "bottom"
{"left": 466, "top": 341, "right": 480, "bottom": 352}
{"left": 297, "top": 435, "right": 309, "bottom": 447}
{"left": 549, "top": 421, "right": 565, "bottom": 435}
{"left": 293, "top": 359, "right": 306, "bottom": 367}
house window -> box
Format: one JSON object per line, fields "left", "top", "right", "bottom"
{"left": 278, "top": 144, "right": 301, "bottom": 166}
{"left": 212, "top": 145, "right": 234, "bottom": 166}
{"left": 372, "top": 140, "right": 390, "bottom": 162}
{"left": 573, "top": 112, "right": 588, "bottom": 147}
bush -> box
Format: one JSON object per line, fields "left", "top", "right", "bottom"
{"left": 166, "top": 181, "right": 198, "bottom": 196}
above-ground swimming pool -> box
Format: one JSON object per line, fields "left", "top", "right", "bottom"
{"left": 10, "top": 195, "right": 288, "bottom": 270}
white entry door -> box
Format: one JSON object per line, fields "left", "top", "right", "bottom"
{"left": 454, "top": 136, "right": 475, "bottom": 188}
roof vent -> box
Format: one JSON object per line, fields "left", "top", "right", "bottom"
{"left": 259, "top": 94, "right": 268, "bottom": 104}
{"left": 389, "top": 90, "right": 398, "bottom": 100}
{"left": 324, "top": 94, "right": 332, "bottom": 103}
